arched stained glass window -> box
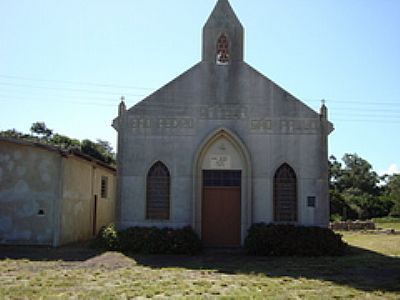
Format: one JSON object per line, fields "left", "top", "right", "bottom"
{"left": 216, "top": 33, "right": 230, "bottom": 64}
{"left": 146, "top": 161, "right": 170, "bottom": 220}
{"left": 274, "top": 163, "right": 297, "bottom": 222}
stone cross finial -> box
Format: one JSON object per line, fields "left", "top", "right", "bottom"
{"left": 320, "top": 99, "right": 327, "bottom": 120}
{"left": 119, "top": 96, "right": 126, "bottom": 116}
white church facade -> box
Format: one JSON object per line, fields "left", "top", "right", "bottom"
{"left": 112, "top": 0, "right": 333, "bottom": 247}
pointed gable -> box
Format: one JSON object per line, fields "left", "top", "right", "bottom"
{"left": 113, "top": 0, "right": 332, "bottom": 132}
{"left": 204, "top": 0, "right": 242, "bottom": 28}
{"left": 202, "top": 0, "right": 244, "bottom": 63}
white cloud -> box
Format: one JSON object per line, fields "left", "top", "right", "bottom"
{"left": 378, "top": 163, "right": 400, "bottom": 176}
{"left": 387, "top": 164, "right": 400, "bottom": 175}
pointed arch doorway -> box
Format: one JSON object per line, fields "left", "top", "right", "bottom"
{"left": 193, "top": 128, "right": 252, "bottom": 247}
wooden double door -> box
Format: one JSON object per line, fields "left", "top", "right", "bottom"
{"left": 202, "top": 170, "right": 241, "bottom": 247}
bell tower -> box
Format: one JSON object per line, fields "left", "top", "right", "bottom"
{"left": 202, "top": 0, "right": 244, "bottom": 64}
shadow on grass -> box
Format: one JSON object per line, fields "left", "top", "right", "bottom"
{"left": 0, "top": 243, "right": 103, "bottom": 262}
{"left": 0, "top": 244, "right": 399, "bottom": 293}
{"left": 129, "top": 245, "right": 400, "bottom": 293}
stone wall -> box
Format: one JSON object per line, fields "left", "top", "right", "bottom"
{"left": 0, "top": 140, "right": 61, "bottom": 245}
{"left": 330, "top": 221, "right": 376, "bottom": 231}
{"left": 0, "top": 138, "right": 116, "bottom": 246}
{"left": 59, "top": 156, "right": 116, "bottom": 246}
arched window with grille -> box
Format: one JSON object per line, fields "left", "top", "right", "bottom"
{"left": 216, "top": 33, "right": 230, "bottom": 64}
{"left": 146, "top": 161, "right": 170, "bottom": 220}
{"left": 274, "top": 163, "right": 297, "bottom": 222}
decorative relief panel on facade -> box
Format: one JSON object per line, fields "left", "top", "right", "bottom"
{"left": 157, "top": 118, "right": 194, "bottom": 129}
{"left": 209, "top": 155, "right": 231, "bottom": 169}
{"left": 250, "top": 119, "right": 319, "bottom": 134}
{"left": 251, "top": 119, "right": 272, "bottom": 130}
{"left": 199, "top": 105, "right": 248, "bottom": 120}
{"left": 131, "top": 118, "right": 152, "bottom": 129}
{"left": 129, "top": 117, "right": 195, "bottom": 135}
{"left": 131, "top": 118, "right": 194, "bottom": 129}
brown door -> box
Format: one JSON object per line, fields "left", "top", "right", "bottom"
{"left": 202, "top": 170, "right": 241, "bottom": 247}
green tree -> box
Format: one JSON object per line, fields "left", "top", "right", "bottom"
{"left": 50, "top": 134, "right": 80, "bottom": 150}
{"left": 1, "top": 123, "right": 115, "bottom": 166}
{"left": 0, "top": 129, "right": 24, "bottom": 139}
{"left": 339, "top": 154, "right": 381, "bottom": 196}
{"left": 387, "top": 174, "right": 400, "bottom": 196}
{"left": 81, "top": 139, "right": 116, "bottom": 165}
{"left": 96, "top": 139, "right": 114, "bottom": 155}
{"left": 329, "top": 153, "right": 388, "bottom": 220}
{"left": 30, "top": 122, "right": 53, "bottom": 139}
{"left": 329, "top": 155, "right": 343, "bottom": 190}
{"left": 342, "top": 188, "right": 391, "bottom": 219}
{"left": 329, "top": 189, "right": 358, "bottom": 221}
{"left": 386, "top": 174, "right": 400, "bottom": 217}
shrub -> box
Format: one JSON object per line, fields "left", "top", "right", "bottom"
{"left": 118, "top": 227, "right": 150, "bottom": 253}
{"left": 93, "top": 223, "right": 121, "bottom": 250}
{"left": 94, "top": 225, "right": 202, "bottom": 255}
{"left": 168, "top": 226, "right": 203, "bottom": 255}
{"left": 330, "top": 213, "right": 343, "bottom": 222}
{"left": 244, "top": 223, "right": 347, "bottom": 256}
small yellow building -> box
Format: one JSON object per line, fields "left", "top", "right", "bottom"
{"left": 0, "top": 137, "right": 116, "bottom": 246}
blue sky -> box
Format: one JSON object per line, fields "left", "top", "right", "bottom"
{"left": 1, "top": 0, "right": 399, "bottom": 175}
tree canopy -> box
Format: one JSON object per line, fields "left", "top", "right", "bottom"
{"left": 330, "top": 154, "right": 381, "bottom": 195}
{"left": 329, "top": 154, "right": 398, "bottom": 220}
{"left": 384, "top": 174, "right": 400, "bottom": 217}
{"left": 0, "top": 123, "right": 115, "bottom": 166}
{"left": 30, "top": 122, "right": 53, "bottom": 138}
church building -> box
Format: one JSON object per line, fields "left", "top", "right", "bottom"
{"left": 112, "top": 0, "right": 333, "bottom": 247}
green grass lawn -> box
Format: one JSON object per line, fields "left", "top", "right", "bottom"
{"left": 0, "top": 232, "right": 399, "bottom": 299}
{"left": 341, "top": 231, "right": 400, "bottom": 256}
{"left": 373, "top": 217, "right": 400, "bottom": 231}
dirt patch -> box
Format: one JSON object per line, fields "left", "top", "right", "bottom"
{"left": 0, "top": 245, "right": 140, "bottom": 270}
{"left": 78, "top": 252, "right": 136, "bottom": 270}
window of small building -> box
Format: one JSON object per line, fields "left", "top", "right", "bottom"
{"left": 101, "top": 176, "right": 108, "bottom": 199}
{"left": 307, "top": 196, "right": 316, "bottom": 208}
{"left": 274, "top": 163, "right": 297, "bottom": 222}
{"left": 146, "top": 161, "right": 170, "bottom": 220}
{"left": 216, "top": 33, "right": 230, "bottom": 65}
